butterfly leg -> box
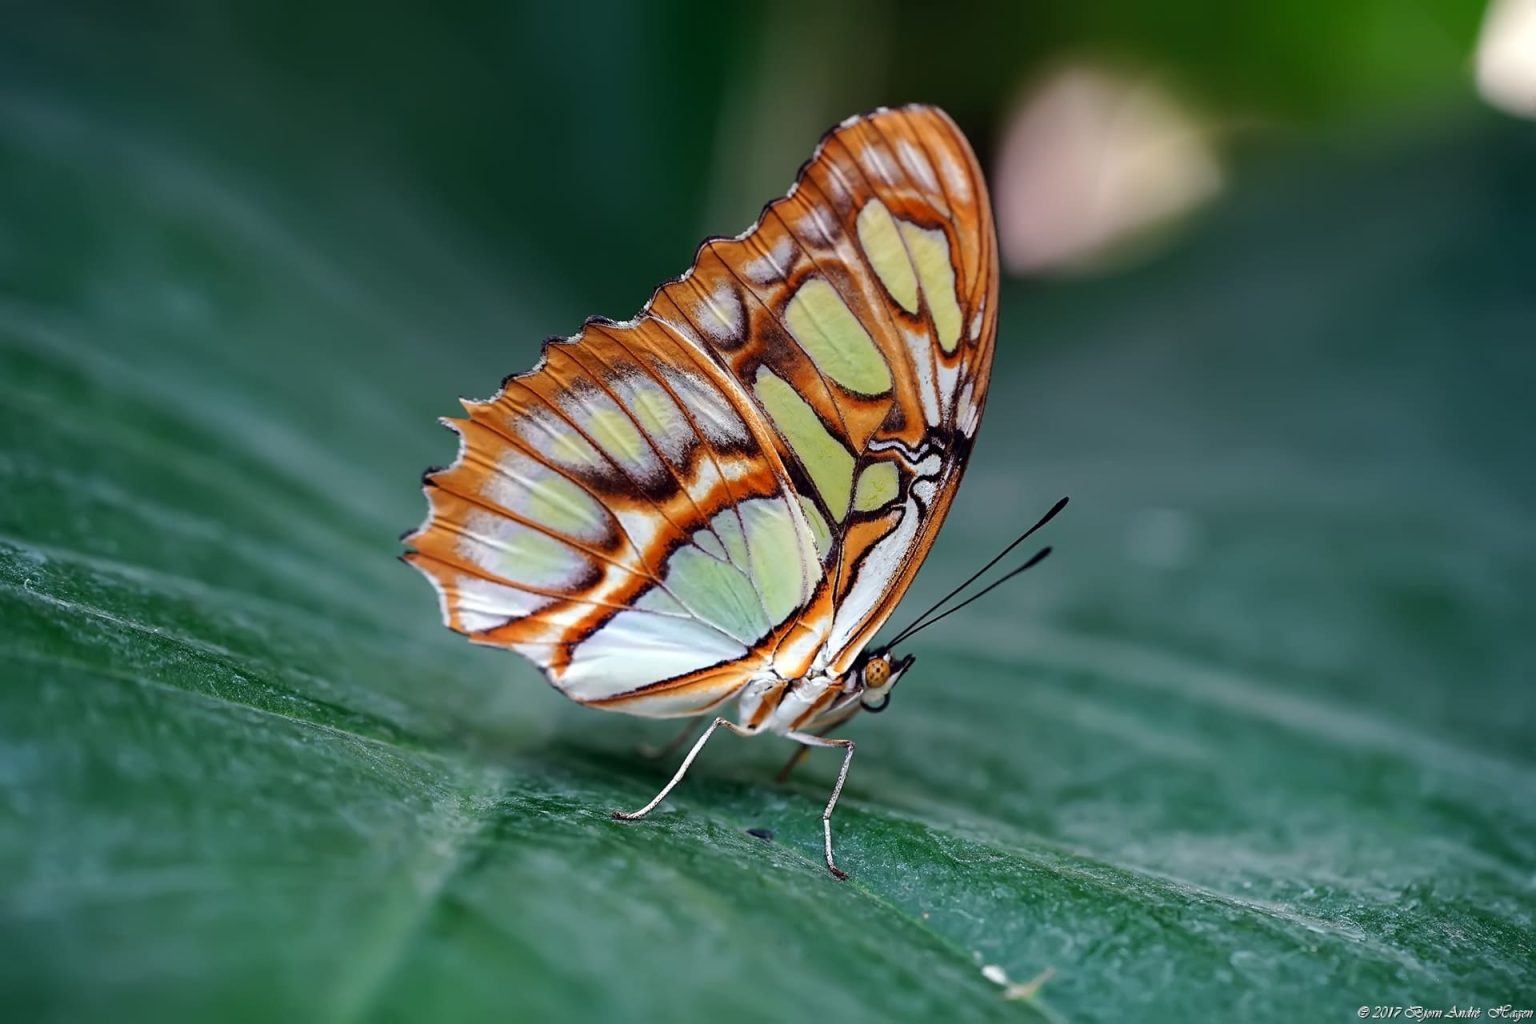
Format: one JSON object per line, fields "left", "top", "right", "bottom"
{"left": 773, "top": 720, "right": 842, "bottom": 782}
{"left": 613, "top": 717, "right": 755, "bottom": 821}
{"left": 776, "top": 703, "right": 860, "bottom": 782}
{"left": 636, "top": 719, "right": 703, "bottom": 760}
{"left": 783, "top": 730, "right": 856, "bottom": 880}
{"left": 774, "top": 744, "right": 812, "bottom": 783}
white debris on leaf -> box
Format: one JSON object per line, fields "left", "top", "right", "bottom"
{"left": 981, "top": 963, "right": 1057, "bottom": 1001}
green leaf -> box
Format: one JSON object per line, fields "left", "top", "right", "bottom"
{"left": 4, "top": 10, "right": 1535, "bottom": 1023}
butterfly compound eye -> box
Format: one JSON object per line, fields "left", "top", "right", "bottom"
{"left": 864, "top": 657, "right": 890, "bottom": 688}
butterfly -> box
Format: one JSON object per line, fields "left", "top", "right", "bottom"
{"left": 404, "top": 104, "right": 1058, "bottom": 878}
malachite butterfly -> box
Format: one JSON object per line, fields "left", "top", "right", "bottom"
{"left": 404, "top": 104, "right": 1054, "bottom": 878}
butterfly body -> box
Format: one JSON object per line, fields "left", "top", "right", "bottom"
{"left": 405, "top": 104, "right": 997, "bottom": 876}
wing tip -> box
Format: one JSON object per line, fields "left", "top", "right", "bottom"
{"left": 633, "top": 101, "right": 976, "bottom": 327}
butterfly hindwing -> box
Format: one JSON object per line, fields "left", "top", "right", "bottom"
{"left": 405, "top": 317, "right": 823, "bottom": 716}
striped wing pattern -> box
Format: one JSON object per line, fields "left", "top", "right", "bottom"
{"left": 404, "top": 104, "right": 996, "bottom": 722}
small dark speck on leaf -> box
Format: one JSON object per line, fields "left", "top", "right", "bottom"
{"left": 745, "top": 827, "right": 774, "bottom": 842}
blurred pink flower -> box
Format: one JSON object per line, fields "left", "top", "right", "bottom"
{"left": 995, "top": 62, "right": 1222, "bottom": 275}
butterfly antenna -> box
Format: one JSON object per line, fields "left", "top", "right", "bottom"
{"left": 884, "top": 495, "right": 1068, "bottom": 648}
{"left": 887, "top": 547, "right": 1053, "bottom": 646}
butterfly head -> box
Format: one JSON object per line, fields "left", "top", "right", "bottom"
{"left": 857, "top": 649, "right": 916, "bottom": 714}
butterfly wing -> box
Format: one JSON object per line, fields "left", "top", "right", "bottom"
{"left": 404, "top": 317, "right": 825, "bottom": 717}
{"left": 404, "top": 104, "right": 996, "bottom": 715}
{"left": 648, "top": 105, "right": 997, "bottom": 674}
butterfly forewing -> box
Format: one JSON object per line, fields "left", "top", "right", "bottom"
{"left": 650, "top": 105, "right": 997, "bottom": 673}
{"left": 404, "top": 104, "right": 996, "bottom": 714}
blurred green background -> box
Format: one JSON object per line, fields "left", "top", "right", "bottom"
{"left": 2, "top": 2, "right": 1533, "bottom": 1022}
